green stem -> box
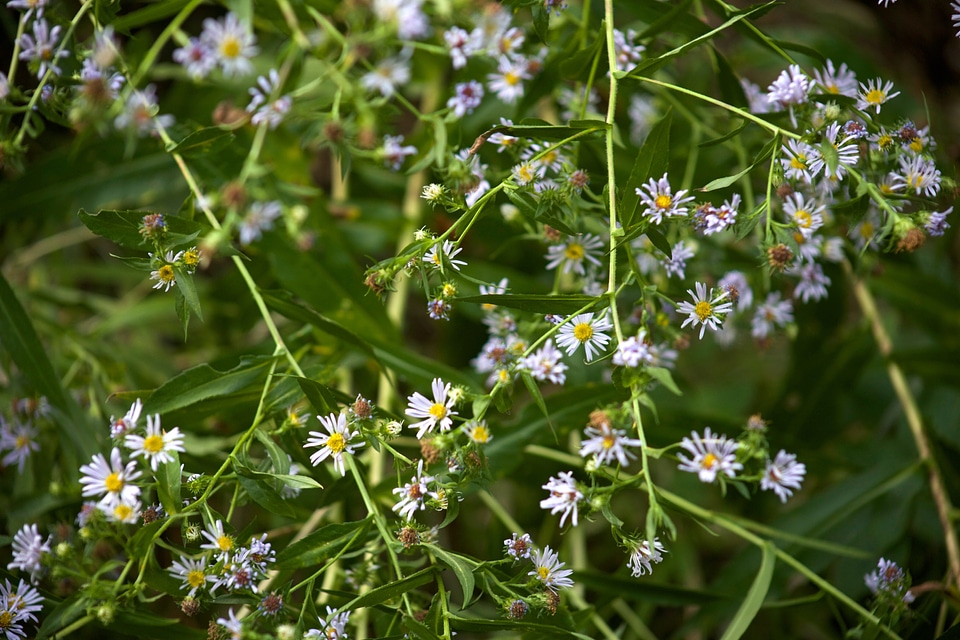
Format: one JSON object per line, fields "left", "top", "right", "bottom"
{"left": 130, "top": 0, "right": 204, "bottom": 87}
{"left": 56, "top": 614, "right": 95, "bottom": 637}
{"left": 478, "top": 490, "right": 525, "bottom": 535}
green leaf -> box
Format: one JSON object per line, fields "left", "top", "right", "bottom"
{"left": 445, "top": 614, "right": 594, "bottom": 639}
{"left": 520, "top": 371, "right": 550, "bottom": 422}
{"left": 646, "top": 366, "right": 682, "bottom": 396}
{"left": 166, "top": 127, "right": 235, "bottom": 157}
{"left": 260, "top": 289, "right": 375, "bottom": 359}
{"left": 700, "top": 134, "right": 777, "bottom": 192}
{"left": 276, "top": 518, "right": 373, "bottom": 570}
{"left": 644, "top": 226, "right": 673, "bottom": 257}
{"left": 559, "top": 31, "right": 604, "bottom": 80}
{"left": 173, "top": 266, "right": 203, "bottom": 321}
{"left": 719, "top": 542, "right": 775, "bottom": 640}
{"left": 532, "top": 3, "right": 549, "bottom": 42}
{"left": 345, "top": 566, "right": 438, "bottom": 610}
{"left": 155, "top": 452, "right": 182, "bottom": 515}
{"left": 698, "top": 119, "right": 747, "bottom": 149}
{"left": 296, "top": 376, "right": 340, "bottom": 417}
{"left": 174, "top": 288, "right": 190, "bottom": 341}
{"left": 637, "top": 0, "right": 695, "bottom": 39}
{"left": 457, "top": 293, "right": 604, "bottom": 315}
{"left": 424, "top": 544, "right": 475, "bottom": 609}
{"left": 234, "top": 460, "right": 296, "bottom": 518}
{"left": 484, "top": 119, "right": 608, "bottom": 142}
{"left": 78, "top": 208, "right": 209, "bottom": 251}
{"left": 143, "top": 355, "right": 277, "bottom": 415}
{"left": 36, "top": 595, "right": 90, "bottom": 639}
{"left": 620, "top": 110, "right": 672, "bottom": 228}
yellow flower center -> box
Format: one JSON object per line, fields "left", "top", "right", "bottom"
{"left": 701, "top": 453, "right": 718, "bottom": 469}
{"left": 158, "top": 265, "right": 175, "bottom": 283}
{"left": 537, "top": 566, "right": 550, "bottom": 580}
{"left": 790, "top": 156, "right": 807, "bottom": 170}
{"left": 105, "top": 472, "right": 124, "bottom": 493}
{"left": 326, "top": 432, "right": 346, "bottom": 454}
{"left": 909, "top": 138, "right": 923, "bottom": 153}
{"left": 573, "top": 322, "right": 593, "bottom": 342}
{"left": 429, "top": 403, "right": 448, "bottom": 420}
{"left": 15, "top": 434, "right": 29, "bottom": 449}
{"left": 220, "top": 36, "right": 241, "bottom": 59}
{"left": 183, "top": 250, "right": 200, "bottom": 267}
{"left": 794, "top": 210, "right": 812, "bottom": 228}
{"left": 825, "top": 83, "right": 839, "bottom": 94}
{"left": 877, "top": 135, "right": 893, "bottom": 150}
{"left": 0, "top": 611, "right": 13, "bottom": 628}
{"left": 442, "top": 283, "right": 457, "bottom": 297}
{"left": 187, "top": 569, "right": 206, "bottom": 588}
{"left": 217, "top": 535, "right": 234, "bottom": 552}
{"left": 143, "top": 434, "right": 164, "bottom": 454}
{"left": 694, "top": 301, "right": 713, "bottom": 321}
{"left": 470, "top": 426, "right": 491, "bottom": 443}
{"left": 654, "top": 194, "right": 672, "bottom": 210}
{"left": 114, "top": 504, "right": 134, "bottom": 521}
{"left": 602, "top": 434, "right": 616, "bottom": 450}
{"left": 860, "top": 222, "right": 874, "bottom": 239}
{"left": 864, "top": 88, "right": 885, "bottom": 105}
{"left": 504, "top": 71, "right": 520, "bottom": 86}
{"left": 564, "top": 243, "right": 584, "bottom": 260}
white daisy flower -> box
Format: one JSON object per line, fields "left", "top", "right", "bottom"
{"left": 760, "top": 450, "right": 806, "bottom": 503}
{"left": 303, "top": 412, "right": 365, "bottom": 477}
{"left": 521, "top": 339, "right": 568, "bottom": 385}
{"left": 246, "top": 69, "right": 292, "bottom": 129}
{"left": 487, "top": 55, "right": 530, "bottom": 104}
{"left": 791, "top": 261, "right": 831, "bottom": 303}
{"left": 98, "top": 496, "right": 142, "bottom": 524}
{"left": 660, "top": 240, "right": 695, "bottom": 279}
{"left": 200, "top": 12, "right": 258, "bottom": 77}
{"left": 783, "top": 193, "right": 825, "bottom": 240}
{"left": 423, "top": 240, "right": 467, "bottom": 272}
{"left": 79, "top": 447, "right": 143, "bottom": 507}
{"left": 780, "top": 139, "right": 817, "bottom": 183}
{"left": 544, "top": 234, "right": 604, "bottom": 275}
{"left": 0, "top": 577, "right": 44, "bottom": 622}
{"left": 392, "top": 459, "right": 438, "bottom": 521}
{"left": 124, "top": 414, "right": 185, "bottom": 472}
{"left": 539, "top": 471, "right": 582, "bottom": 527}
{"left": 383, "top": 134, "right": 417, "bottom": 171}
{"left": 812, "top": 59, "right": 858, "bottom": 97}
{"left": 168, "top": 555, "right": 216, "bottom": 596}
{"left": 504, "top": 532, "right": 533, "bottom": 560}
{"left": 7, "top": 523, "right": 50, "bottom": 584}
{"left": 361, "top": 52, "right": 411, "bottom": 98}
{"left": 613, "top": 334, "right": 653, "bottom": 368}
{"left": 892, "top": 154, "right": 941, "bottom": 197}
{"left": 405, "top": 378, "right": 458, "bottom": 439}
{"left": 528, "top": 545, "right": 574, "bottom": 592}
{"left": 461, "top": 420, "right": 492, "bottom": 444}
{"left": 675, "top": 282, "right": 734, "bottom": 339}
{"left": 200, "top": 519, "right": 235, "bottom": 561}
{"left": 109, "top": 398, "right": 143, "bottom": 438}
{"left": 0, "top": 420, "right": 40, "bottom": 473}
{"left": 555, "top": 312, "right": 613, "bottom": 362}
{"left": 856, "top": 77, "right": 900, "bottom": 115}
{"left": 809, "top": 122, "right": 859, "bottom": 180}
{"left": 627, "top": 538, "right": 667, "bottom": 577}
{"left": 676, "top": 427, "right": 742, "bottom": 483}
{"left": 637, "top": 173, "right": 695, "bottom": 224}
{"left": 217, "top": 607, "right": 244, "bottom": 640}
{"left": 579, "top": 421, "right": 643, "bottom": 468}
{"left": 751, "top": 292, "right": 794, "bottom": 339}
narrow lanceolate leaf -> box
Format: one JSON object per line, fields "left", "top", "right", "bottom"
{"left": 234, "top": 460, "right": 297, "bottom": 518}
{"left": 143, "top": 355, "right": 277, "bottom": 415}
{"left": 424, "top": 544, "right": 476, "bottom": 609}
{"left": 78, "top": 208, "right": 209, "bottom": 251}
{"left": 155, "top": 452, "right": 182, "bottom": 515}
{"left": 344, "top": 566, "right": 438, "bottom": 610}
{"left": 457, "top": 293, "right": 605, "bottom": 315}
{"left": 620, "top": 110, "right": 672, "bottom": 229}
{"left": 719, "top": 542, "right": 776, "bottom": 640}
{"left": 275, "top": 518, "right": 373, "bottom": 570}
{"left": 700, "top": 133, "right": 778, "bottom": 192}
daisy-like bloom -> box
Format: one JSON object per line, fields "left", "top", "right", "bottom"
{"left": 79, "top": 447, "right": 142, "bottom": 507}
{"left": 382, "top": 134, "right": 417, "bottom": 171}
{"left": 649, "top": 340, "right": 678, "bottom": 369}
{"left": 660, "top": 240, "right": 695, "bottom": 279}
{"left": 148, "top": 250, "right": 178, "bottom": 292}
{"left": 479, "top": 277, "right": 509, "bottom": 312}
{"left": 200, "top": 12, "right": 258, "bottom": 77}
{"left": 529, "top": 545, "right": 574, "bottom": 592}
{"left": 925, "top": 206, "right": 952, "bottom": 237}
{"left": 200, "top": 520, "right": 235, "bottom": 562}
{"left": 124, "top": 413, "right": 185, "bottom": 472}
{"left": 405, "top": 378, "right": 458, "bottom": 439}
{"left": 613, "top": 334, "right": 653, "bottom": 368}
{"left": 109, "top": 398, "right": 142, "bottom": 438}
{"left": 761, "top": 450, "right": 806, "bottom": 503}
{"left": 444, "top": 26, "right": 482, "bottom": 69}
{"left": 781, "top": 139, "right": 817, "bottom": 183}
{"left": 521, "top": 339, "right": 568, "bottom": 385}
{"left": 98, "top": 496, "right": 142, "bottom": 524}
{"left": 740, "top": 78, "right": 770, "bottom": 114}
{"left": 303, "top": 412, "right": 365, "bottom": 477}
{"left": 18, "top": 18, "right": 68, "bottom": 79}
{"left": 766, "top": 64, "right": 811, "bottom": 109}
{"left": 0, "top": 420, "right": 40, "bottom": 473}
{"left": 239, "top": 200, "right": 282, "bottom": 246}
{"left": 504, "top": 532, "right": 533, "bottom": 560}
{"left": 461, "top": 420, "right": 492, "bottom": 444}
{"left": 579, "top": 422, "right": 643, "bottom": 468}
{"left": 2, "top": 577, "right": 44, "bottom": 620}
{"left": 487, "top": 55, "right": 531, "bottom": 104}
{"left": 423, "top": 240, "right": 467, "bottom": 272}
{"left": 77, "top": 58, "right": 125, "bottom": 106}
{"left": 612, "top": 28, "right": 645, "bottom": 73}
{"left": 812, "top": 59, "right": 858, "bottom": 97}
{"left": 361, "top": 52, "right": 411, "bottom": 98}
{"left": 217, "top": 608, "right": 244, "bottom": 640}
{"left": 718, "top": 270, "right": 753, "bottom": 312}
{"left": 676, "top": 282, "right": 734, "bottom": 340}
{"left": 677, "top": 427, "right": 743, "bottom": 483}
{"left": 173, "top": 37, "right": 216, "bottom": 78}
{"left": 783, "top": 193, "right": 826, "bottom": 240}
{"left": 637, "top": 173, "right": 695, "bottom": 225}
{"left": 865, "top": 558, "right": 915, "bottom": 604}
{"left": 374, "top": 0, "right": 429, "bottom": 40}
{"left": 447, "top": 80, "right": 484, "bottom": 118}
{"left": 544, "top": 234, "right": 604, "bottom": 276}
{"left": 7, "top": 524, "right": 50, "bottom": 584}
{"left": 420, "top": 183, "right": 446, "bottom": 203}
{"left": 626, "top": 538, "right": 667, "bottom": 577}
{"left": 751, "top": 292, "right": 794, "bottom": 339}
{"left": 540, "top": 471, "right": 583, "bottom": 527}
{"left": 892, "top": 154, "right": 941, "bottom": 197}
{"left": 6, "top": 0, "right": 48, "bottom": 20}
{"left": 809, "top": 122, "right": 859, "bottom": 180}
{"left": 696, "top": 194, "right": 741, "bottom": 235}
{"left": 427, "top": 298, "right": 451, "bottom": 321}
{"left": 392, "top": 460, "right": 438, "bottom": 521}
{"left": 115, "top": 85, "right": 175, "bottom": 136}
{"left": 488, "top": 117, "right": 519, "bottom": 152}
{"left": 792, "top": 261, "right": 831, "bottom": 303}
{"left": 857, "top": 78, "right": 900, "bottom": 115}
{"left": 512, "top": 161, "right": 543, "bottom": 187}
{"left": 305, "top": 606, "right": 351, "bottom": 640}
{"left": 246, "top": 69, "right": 292, "bottom": 129}
{"left": 556, "top": 312, "right": 613, "bottom": 362}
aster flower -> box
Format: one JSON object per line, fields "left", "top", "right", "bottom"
{"left": 781, "top": 139, "right": 817, "bottom": 183}
{"left": 423, "top": 240, "right": 467, "bottom": 272}
{"left": 374, "top": 0, "right": 429, "bottom": 40}
{"left": 627, "top": 538, "right": 667, "bottom": 577}
{"left": 718, "top": 271, "right": 753, "bottom": 312}
{"left": 124, "top": 413, "right": 185, "bottom": 472}
{"left": 383, "top": 134, "right": 417, "bottom": 171}
{"left": 115, "top": 85, "right": 175, "bottom": 136}
{"left": 676, "top": 427, "right": 742, "bottom": 483}
{"left": 521, "top": 339, "right": 568, "bottom": 385}
{"left": 98, "top": 496, "right": 142, "bottom": 524}
{"left": 660, "top": 240, "right": 695, "bottom": 279}
{"left": 311, "top": 606, "right": 351, "bottom": 640}
{"left": 953, "top": 0, "right": 960, "bottom": 37}
{"left": 544, "top": 234, "right": 604, "bottom": 276}
{"left": 79, "top": 447, "right": 143, "bottom": 508}
{"left": 857, "top": 78, "right": 900, "bottom": 115}
{"left": 637, "top": 173, "right": 695, "bottom": 224}
{"left": 892, "top": 154, "right": 941, "bottom": 197}
{"left": 925, "top": 206, "right": 952, "bottom": 237}
{"left": 6, "top": 0, "right": 48, "bottom": 19}
{"left": 792, "top": 261, "right": 831, "bottom": 303}
{"left": 760, "top": 450, "right": 806, "bottom": 503}
{"left": 629, "top": 93, "right": 658, "bottom": 144}
{"left": 487, "top": 55, "right": 530, "bottom": 104}
{"left": 809, "top": 122, "right": 859, "bottom": 180}
{"left": 217, "top": 608, "right": 244, "bottom": 640}
{"left": 512, "top": 161, "right": 544, "bottom": 187}
{"left": 247, "top": 69, "right": 292, "bottom": 129}
{"left": 405, "top": 378, "right": 457, "bottom": 439}
{"left": 362, "top": 52, "right": 411, "bottom": 98}
{"left": 697, "top": 194, "right": 740, "bottom": 235}
{"left": 304, "top": 412, "right": 365, "bottom": 476}
{"left": 766, "top": 64, "right": 810, "bottom": 126}
{"left": 579, "top": 422, "right": 643, "bottom": 468}
{"left": 109, "top": 398, "right": 142, "bottom": 438}
{"left": 612, "top": 28, "right": 645, "bottom": 73}
{"left": 462, "top": 420, "right": 492, "bottom": 444}
{"left": 200, "top": 519, "right": 235, "bottom": 561}
{"left": 1, "top": 578, "right": 43, "bottom": 623}
{"left": 168, "top": 555, "right": 215, "bottom": 596}
{"left": 555, "top": 312, "right": 613, "bottom": 362}
{"left": 783, "top": 193, "right": 826, "bottom": 239}
{"left": 18, "top": 18, "right": 68, "bottom": 79}
{"left": 751, "top": 292, "right": 794, "bottom": 339}
{"left": 200, "top": 12, "right": 258, "bottom": 76}
{"left": 812, "top": 59, "right": 858, "bottom": 97}
{"left": 529, "top": 545, "right": 574, "bottom": 592}
{"left": 676, "top": 282, "right": 734, "bottom": 339}
{"left": 741, "top": 78, "right": 771, "bottom": 114}
{"left": 613, "top": 334, "right": 653, "bottom": 368}
{"left": 7, "top": 524, "right": 50, "bottom": 584}
{"left": 240, "top": 200, "right": 283, "bottom": 245}
{"left": 77, "top": 58, "right": 125, "bottom": 105}
{"left": 540, "top": 471, "right": 583, "bottom": 527}
{"left": 504, "top": 532, "right": 533, "bottom": 560}
{"left": 173, "top": 37, "right": 216, "bottom": 78}
{"left": 392, "top": 459, "right": 438, "bottom": 520}
{"left": 447, "top": 80, "right": 484, "bottom": 118}
{"left": 0, "top": 420, "right": 40, "bottom": 473}
{"left": 444, "top": 26, "right": 482, "bottom": 69}
{"left": 865, "top": 558, "right": 915, "bottom": 604}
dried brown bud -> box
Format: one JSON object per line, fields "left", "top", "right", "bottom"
{"left": 545, "top": 590, "right": 560, "bottom": 615}
{"left": 323, "top": 121, "right": 345, "bottom": 145}
{"left": 398, "top": 526, "right": 420, "bottom": 548}
{"left": 588, "top": 410, "right": 610, "bottom": 429}
{"left": 746, "top": 414, "right": 768, "bottom": 432}
{"left": 420, "top": 440, "right": 442, "bottom": 465}
{"left": 141, "top": 505, "right": 162, "bottom": 524}
{"left": 221, "top": 182, "right": 247, "bottom": 210}
{"left": 181, "top": 597, "right": 201, "bottom": 616}
{"left": 507, "top": 599, "right": 529, "bottom": 619}
{"left": 543, "top": 225, "right": 562, "bottom": 242}
{"left": 207, "top": 620, "right": 226, "bottom": 640}
{"left": 212, "top": 100, "right": 247, "bottom": 127}
{"left": 259, "top": 592, "right": 283, "bottom": 615}
{"left": 351, "top": 395, "right": 373, "bottom": 420}
{"left": 776, "top": 183, "right": 795, "bottom": 200}
{"left": 364, "top": 272, "right": 387, "bottom": 296}
{"left": 767, "top": 243, "right": 794, "bottom": 272}
{"left": 896, "top": 227, "right": 925, "bottom": 253}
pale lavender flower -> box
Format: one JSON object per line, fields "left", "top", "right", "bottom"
{"left": 676, "top": 282, "right": 734, "bottom": 339}
{"left": 865, "top": 558, "right": 915, "bottom": 604}
{"left": 0, "top": 420, "right": 40, "bottom": 473}
{"left": 361, "top": 52, "right": 411, "bottom": 98}
{"left": 676, "top": 427, "right": 742, "bottom": 483}
{"left": 7, "top": 524, "right": 50, "bottom": 584}
{"left": 613, "top": 333, "right": 653, "bottom": 368}
{"left": 522, "top": 340, "right": 568, "bottom": 385}
{"left": 637, "top": 173, "right": 695, "bottom": 224}
{"left": 783, "top": 193, "right": 826, "bottom": 239}
{"left": 173, "top": 37, "right": 216, "bottom": 78}
{"left": 504, "top": 532, "right": 533, "bottom": 560}
{"left": 761, "top": 450, "right": 806, "bottom": 502}
{"left": 718, "top": 270, "right": 753, "bottom": 312}
{"left": 544, "top": 234, "right": 604, "bottom": 275}
{"left": 812, "top": 59, "right": 858, "bottom": 97}
{"left": 540, "top": 471, "right": 582, "bottom": 527}
{"left": 247, "top": 69, "right": 292, "bottom": 129}
{"left": 556, "top": 312, "right": 613, "bottom": 362}
{"left": 200, "top": 12, "right": 258, "bottom": 76}
{"left": 444, "top": 26, "right": 482, "bottom": 69}
{"left": 792, "top": 261, "right": 831, "bottom": 303}
{"left": 660, "top": 240, "right": 695, "bottom": 279}
{"left": 627, "top": 538, "right": 666, "bottom": 577}
{"left": 78, "top": 447, "right": 143, "bottom": 507}
{"left": 892, "top": 154, "right": 941, "bottom": 197}
{"left": 857, "top": 78, "right": 900, "bottom": 115}
{"left": 781, "top": 139, "right": 817, "bottom": 183}
{"left": 240, "top": 201, "right": 282, "bottom": 245}
{"left": 114, "top": 85, "right": 175, "bottom": 136}
{"left": 7, "top": 0, "right": 49, "bottom": 19}
{"left": 487, "top": 55, "right": 530, "bottom": 104}
{"left": 751, "top": 292, "right": 793, "bottom": 339}
{"left": 392, "top": 459, "right": 438, "bottom": 520}
{"left": 579, "top": 421, "right": 642, "bottom": 468}
{"left": 447, "top": 80, "right": 484, "bottom": 118}
{"left": 382, "top": 134, "right": 417, "bottom": 171}
{"left": 808, "top": 122, "right": 859, "bottom": 180}
{"left": 18, "top": 18, "right": 68, "bottom": 79}
{"left": 925, "top": 206, "right": 952, "bottom": 237}
{"left": 612, "top": 28, "right": 644, "bottom": 73}
{"left": 529, "top": 545, "right": 574, "bottom": 591}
